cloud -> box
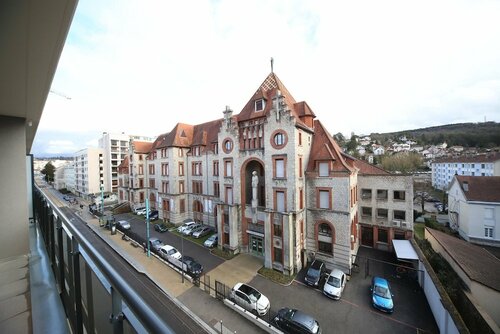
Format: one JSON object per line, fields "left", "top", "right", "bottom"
{"left": 37, "top": 0, "right": 500, "bottom": 145}
{"left": 45, "top": 140, "right": 78, "bottom": 154}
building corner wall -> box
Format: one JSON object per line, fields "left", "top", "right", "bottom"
{"left": 0, "top": 116, "right": 29, "bottom": 259}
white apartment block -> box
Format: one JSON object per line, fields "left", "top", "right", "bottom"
{"left": 64, "top": 161, "right": 75, "bottom": 193}
{"left": 98, "top": 132, "right": 130, "bottom": 193}
{"left": 74, "top": 148, "right": 105, "bottom": 198}
{"left": 431, "top": 153, "right": 500, "bottom": 190}
{"left": 119, "top": 72, "right": 414, "bottom": 275}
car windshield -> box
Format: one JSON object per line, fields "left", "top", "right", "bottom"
{"left": 208, "top": 235, "right": 216, "bottom": 241}
{"left": 374, "top": 285, "right": 391, "bottom": 299}
{"left": 247, "top": 289, "right": 261, "bottom": 302}
{"left": 151, "top": 240, "right": 161, "bottom": 245}
{"left": 327, "top": 275, "right": 341, "bottom": 288}
{"left": 307, "top": 268, "right": 320, "bottom": 277}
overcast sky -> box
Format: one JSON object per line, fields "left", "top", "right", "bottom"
{"left": 33, "top": 0, "right": 500, "bottom": 156}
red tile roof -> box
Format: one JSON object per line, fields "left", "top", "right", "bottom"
{"left": 117, "top": 155, "right": 129, "bottom": 173}
{"left": 455, "top": 175, "right": 500, "bottom": 202}
{"left": 426, "top": 228, "right": 500, "bottom": 292}
{"left": 236, "top": 72, "right": 315, "bottom": 129}
{"left": 132, "top": 141, "right": 153, "bottom": 154}
{"left": 353, "top": 158, "right": 390, "bottom": 175}
{"left": 307, "top": 120, "right": 355, "bottom": 174}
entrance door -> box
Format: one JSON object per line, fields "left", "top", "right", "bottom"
{"left": 250, "top": 235, "right": 264, "bottom": 256}
{"left": 361, "top": 226, "right": 373, "bottom": 247}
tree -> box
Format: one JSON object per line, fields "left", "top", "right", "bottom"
{"left": 346, "top": 135, "right": 358, "bottom": 153}
{"left": 41, "top": 161, "right": 55, "bottom": 183}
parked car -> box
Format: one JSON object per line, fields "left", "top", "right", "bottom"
{"left": 370, "top": 276, "right": 394, "bottom": 313}
{"left": 134, "top": 207, "right": 146, "bottom": 215}
{"left": 154, "top": 223, "right": 168, "bottom": 233}
{"left": 116, "top": 220, "right": 131, "bottom": 230}
{"left": 182, "top": 223, "right": 201, "bottom": 236}
{"left": 149, "top": 210, "right": 159, "bottom": 221}
{"left": 180, "top": 256, "right": 204, "bottom": 278}
{"left": 204, "top": 234, "right": 218, "bottom": 248}
{"left": 158, "top": 245, "right": 182, "bottom": 262}
{"left": 177, "top": 220, "right": 196, "bottom": 233}
{"left": 272, "top": 307, "right": 322, "bottom": 334}
{"left": 305, "top": 260, "right": 326, "bottom": 287}
{"left": 192, "top": 226, "right": 212, "bottom": 239}
{"left": 144, "top": 237, "right": 164, "bottom": 252}
{"left": 229, "top": 282, "right": 270, "bottom": 316}
{"left": 323, "top": 268, "right": 346, "bottom": 300}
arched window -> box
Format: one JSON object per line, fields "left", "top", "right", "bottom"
{"left": 317, "top": 222, "right": 334, "bottom": 255}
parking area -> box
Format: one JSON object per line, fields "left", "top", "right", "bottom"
{"left": 243, "top": 247, "right": 438, "bottom": 333}
{"left": 88, "top": 208, "right": 438, "bottom": 333}
{"left": 112, "top": 212, "right": 224, "bottom": 273}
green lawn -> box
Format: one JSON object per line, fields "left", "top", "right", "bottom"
{"left": 414, "top": 222, "right": 425, "bottom": 240}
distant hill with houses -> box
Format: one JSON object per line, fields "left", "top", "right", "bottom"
{"left": 370, "top": 122, "right": 500, "bottom": 148}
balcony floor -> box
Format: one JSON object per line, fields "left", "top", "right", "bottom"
{"left": 0, "top": 255, "right": 31, "bottom": 333}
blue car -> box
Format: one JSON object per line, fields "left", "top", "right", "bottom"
{"left": 370, "top": 276, "right": 394, "bottom": 313}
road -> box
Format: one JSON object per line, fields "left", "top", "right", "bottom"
{"left": 40, "top": 185, "right": 210, "bottom": 333}
{"left": 114, "top": 212, "right": 225, "bottom": 273}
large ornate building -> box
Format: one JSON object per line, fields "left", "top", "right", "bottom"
{"left": 118, "top": 72, "right": 413, "bottom": 274}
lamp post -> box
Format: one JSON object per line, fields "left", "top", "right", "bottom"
{"left": 181, "top": 233, "right": 184, "bottom": 283}
{"left": 100, "top": 185, "right": 104, "bottom": 223}
{"left": 146, "top": 198, "right": 150, "bottom": 257}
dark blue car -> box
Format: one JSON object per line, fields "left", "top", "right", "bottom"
{"left": 370, "top": 276, "right": 394, "bottom": 313}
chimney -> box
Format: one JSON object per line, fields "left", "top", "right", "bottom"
{"left": 463, "top": 181, "right": 469, "bottom": 192}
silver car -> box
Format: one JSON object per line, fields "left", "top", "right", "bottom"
{"left": 192, "top": 226, "right": 212, "bottom": 238}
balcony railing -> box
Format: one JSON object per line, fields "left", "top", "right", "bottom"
{"left": 33, "top": 186, "right": 177, "bottom": 334}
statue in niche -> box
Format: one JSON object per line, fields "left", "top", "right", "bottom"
{"left": 251, "top": 170, "right": 258, "bottom": 224}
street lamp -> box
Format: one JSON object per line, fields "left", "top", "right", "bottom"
{"left": 181, "top": 234, "right": 184, "bottom": 283}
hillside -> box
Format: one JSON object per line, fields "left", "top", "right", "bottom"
{"left": 370, "top": 122, "right": 500, "bottom": 148}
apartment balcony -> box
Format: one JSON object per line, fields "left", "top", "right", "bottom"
{"left": 28, "top": 186, "right": 205, "bottom": 333}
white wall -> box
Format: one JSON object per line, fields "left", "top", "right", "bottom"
{"left": 0, "top": 117, "right": 29, "bottom": 259}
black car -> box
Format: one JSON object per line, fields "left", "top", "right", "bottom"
{"left": 181, "top": 256, "right": 203, "bottom": 278}
{"left": 154, "top": 223, "right": 168, "bottom": 233}
{"left": 272, "top": 307, "right": 322, "bottom": 334}
{"left": 149, "top": 210, "right": 159, "bottom": 221}
{"left": 305, "top": 260, "right": 326, "bottom": 287}
{"left": 143, "top": 237, "right": 164, "bottom": 252}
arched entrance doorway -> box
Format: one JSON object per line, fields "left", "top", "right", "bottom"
{"left": 241, "top": 159, "right": 266, "bottom": 257}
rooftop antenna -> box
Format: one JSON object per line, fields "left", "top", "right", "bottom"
{"left": 270, "top": 57, "right": 274, "bottom": 73}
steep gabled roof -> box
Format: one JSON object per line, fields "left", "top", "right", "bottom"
{"left": 236, "top": 72, "right": 314, "bottom": 129}
{"left": 117, "top": 155, "right": 129, "bottom": 172}
{"left": 158, "top": 123, "right": 194, "bottom": 148}
{"left": 147, "top": 132, "right": 169, "bottom": 158}
{"left": 455, "top": 175, "right": 500, "bottom": 202}
{"left": 307, "top": 120, "right": 355, "bottom": 174}
{"left": 192, "top": 119, "right": 222, "bottom": 147}
{"left": 132, "top": 141, "right": 153, "bottom": 154}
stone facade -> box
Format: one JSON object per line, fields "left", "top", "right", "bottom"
{"left": 118, "top": 72, "right": 413, "bottom": 275}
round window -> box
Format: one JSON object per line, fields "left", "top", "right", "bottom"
{"left": 223, "top": 138, "right": 233, "bottom": 153}
{"left": 270, "top": 130, "right": 288, "bottom": 149}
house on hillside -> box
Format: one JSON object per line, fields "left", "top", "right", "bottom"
{"left": 448, "top": 175, "right": 500, "bottom": 247}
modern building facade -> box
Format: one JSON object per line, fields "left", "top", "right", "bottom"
{"left": 431, "top": 153, "right": 500, "bottom": 190}
{"left": 448, "top": 175, "right": 500, "bottom": 247}
{"left": 98, "top": 132, "right": 130, "bottom": 193}
{"left": 74, "top": 147, "right": 105, "bottom": 198}
{"left": 120, "top": 73, "right": 414, "bottom": 274}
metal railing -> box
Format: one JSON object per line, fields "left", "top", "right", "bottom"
{"left": 33, "top": 185, "right": 175, "bottom": 334}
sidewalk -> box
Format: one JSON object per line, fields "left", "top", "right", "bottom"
{"left": 79, "top": 210, "right": 266, "bottom": 334}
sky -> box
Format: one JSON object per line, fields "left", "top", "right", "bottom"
{"left": 33, "top": 0, "right": 500, "bottom": 156}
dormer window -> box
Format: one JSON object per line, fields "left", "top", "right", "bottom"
{"left": 255, "top": 99, "right": 265, "bottom": 112}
